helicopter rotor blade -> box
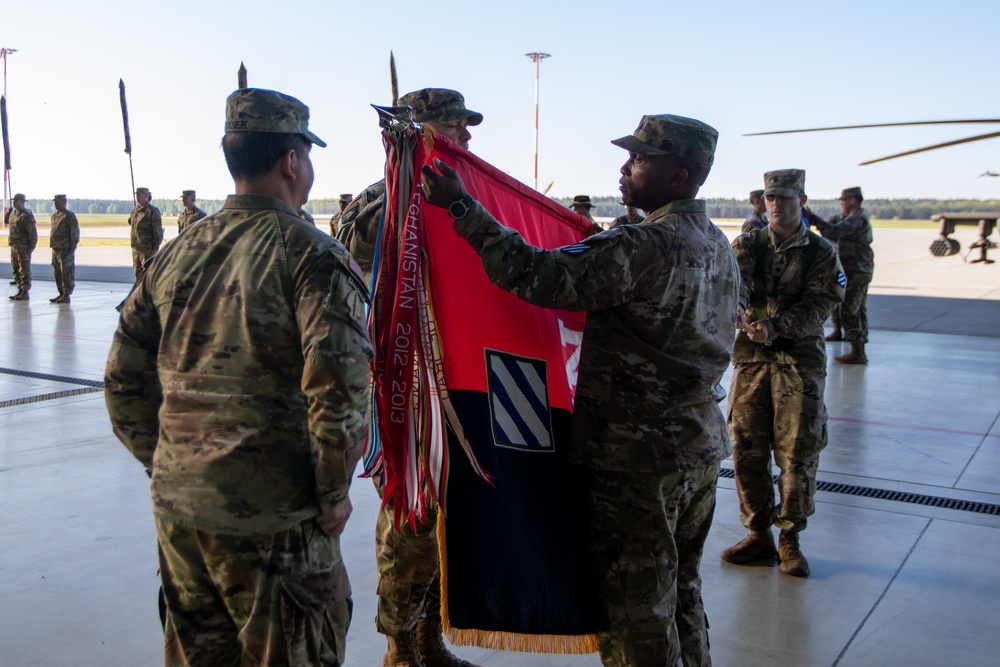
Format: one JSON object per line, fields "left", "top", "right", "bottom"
{"left": 745, "top": 119, "right": 1000, "bottom": 136}
{"left": 859, "top": 131, "right": 1000, "bottom": 166}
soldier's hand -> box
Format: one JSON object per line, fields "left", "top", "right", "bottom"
{"left": 421, "top": 158, "right": 468, "bottom": 209}
{"left": 316, "top": 496, "right": 353, "bottom": 537}
{"left": 747, "top": 320, "right": 772, "bottom": 344}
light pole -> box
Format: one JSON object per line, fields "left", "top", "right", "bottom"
{"left": 525, "top": 52, "right": 550, "bottom": 191}
{"left": 1, "top": 47, "right": 16, "bottom": 223}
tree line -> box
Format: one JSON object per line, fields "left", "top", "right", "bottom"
{"left": 13, "top": 196, "right": 1000, "bottom": 221}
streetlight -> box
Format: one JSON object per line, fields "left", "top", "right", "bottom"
{"left": 525, "top": 52, "right": 550, "bottom": 191}
{"left": 1, "top": 47, "right": 16, "bottom": 223}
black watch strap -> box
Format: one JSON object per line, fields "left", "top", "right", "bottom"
{"left": 448, "top": 194, "right": 475, "bottom": 219}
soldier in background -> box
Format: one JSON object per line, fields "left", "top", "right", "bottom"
{"left": 48, "top": 194, "right": 79, "bottom": 304}
{"left": 338, "top": 87, "right": 483, "bottom": 667}
{"left": 177, "top": 190, "right": 207, "bottom": 232}
{"left": 570, "top": 194, "right": 597, "bottom": 222}
{"left": 105, "top": 87, "right": 371, "bottom": 666}
{"left": 741, "top": 189, "right": 767, "bottom": 233}
{"left": 722, "top": 169, "right": 844, "bottom": 578}
{"left": 127, "top": 187, "right": 163, "bottom": 279}
{"left": 422, "top": 113, "right": 738, "bottom": 667}
{"left": 609, "top": 204, "right": 644, "bottom": 229}
{"left": 329, "top": 193, "right": 353, "bottom": 236}
{"left": 804, "top": 187, "right": 873, "bottom": 364}
{"left": 7, "top": 193, "right": 37, "bottom": 301}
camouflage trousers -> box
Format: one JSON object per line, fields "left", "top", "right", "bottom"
{"left": 374, "top": 479, "right": 440, "bottom": 636}
{"left": 10, "top": 244, "right": 32, "bottom": 290}
{"left": 132, "top": 245, "right": 159, "bottom": 279}
{"left": 156, "top": 516, "right": 353, "bottom": 667}
{"left": 588, "top": 464, "right": 720, "bottom": 667}
{"left": 728, "top": 363, "right": 827, "bottom": 534}
{"left": 51, "top": 250, "right": 75, "bottom": 295}
{"left": 833, "top": 271, "right": 871, "bottom": 343}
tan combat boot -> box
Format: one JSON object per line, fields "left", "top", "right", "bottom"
{"left": 382, "top": 630, "right": 424, "bottom": 667}
{"left": 835, "top": 340, "right": 868, "bottom": 364}
{"left": 778, "top": 531, "right": 810, "bottom": 577}
{"left": 416, "top": 618, "right": 480, "bottom": 667}
{"left": 10, "top": 289, "right": 28, "bottom": 301}
{"left": 720, "top": 530, "right": 777, "bottom": 565}
{"left": 52, "top": 294, "right": 70, "bottom": 304}
{"left": 825, "top": 322, "right": 843, "bottom": 341}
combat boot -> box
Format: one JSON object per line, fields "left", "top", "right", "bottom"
{"left": 825, "top": 325, "right": 843, "bottom": 342}
{"left": 382, "top": 630, "right": 424, "bottom": 667}
{"left": 835, "top": 340, "right": 868, "bottom": 365}
{"left": 52, "top": 294, "right": 70, "bottom": 304}
{"left": 720, "top": 530, "right": 777, "bottom": 565}
{"left": 10, "top": 289, "right": 28, "bottom": 301}
{"left": 778, "top": 531, "right": 810, "bottom": 577}
{"left": 416, "top": 618, "right": 479, "bottom": 667}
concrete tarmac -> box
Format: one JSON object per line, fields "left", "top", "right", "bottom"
{"left": 1, "top": 225, "right": 999, "bottom": 666}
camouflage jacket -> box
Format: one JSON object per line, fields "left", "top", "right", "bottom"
{"left": 454, "top": 198, "right": 739, "bottom": 473}
{"left": 335, "top": 179, "right": 385, "bottom": 278}
{"left": 328, "top": 210, "right": 343, "bottom": 237}
{"left": 105, "top": 194, "right": 374, "bottom": 535}
{"left": 732, "top": 222, "right": 845, "bottom": 367}
{"left": 49, "top": 209, "right": 80, "bottom": 251}
{"left": 741, "top": 212, "right": 768, "bottom": 234}
{"left": 7, "top": 208, "right": 37, "bottom": 249}
{"left": 176, "top": 205, "right": 207, "bottom": 233}
{"left": 811, "top": 208, "right": 874, "bottom": 275}
{"left": 609, "top": 212, "right": 645, "bottom": 229}
{"left": 128, "top": 203, "right": 163, "bottom": 251}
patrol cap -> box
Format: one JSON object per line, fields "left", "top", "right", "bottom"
{"left": 611, "top": 114, "right": 718, "bottom": 166}
{"left": 135, "top": 187, "right": 151, "bottom": 196}
{"left": 399, "top": 88, "right": 483, "bottom": 126}
{"left": 570, "top": 195, "right": 594, "bottom": 209}
{"left": 53, "top": 194, "right": 67, "bottom": 201}
{"left": 750, "top": 189, "right": 765, "bottom": 201}
{"left": 225, "top": 88, "right": 327, "bottom": 148}
{"left": 763, "top": 169, "right": 805, "bottom": 198}
{"left": 840, "top": 186, "right": 863, "bottom": 200}
{"left": 12, "top": 193, "right": 25, "bottom": 201}
{"left": 181, "top": 190, "right": 196, "bottom": 197}
{"left": 339, "top": 193, "right": 353, "bottom": 203}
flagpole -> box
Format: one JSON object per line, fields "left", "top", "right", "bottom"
{"left": 119, "top": 79, "right": 136, "bottom": 205}
{"left": 524, "top": 52, "right": 550, "bottom": 191}
{"left": 1, "top": 48, "right": 16, "bottom": 224}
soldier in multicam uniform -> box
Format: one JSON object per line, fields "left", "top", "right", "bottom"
{"left": 7, "top": 193, "right": 36, "bottom": 300}
{"left": 422, "top": 114, "right": 739, "bottom": 667}
{"left": 48, "top": 194, "right": 79, "bottom": 304}
{"left": 804, "top": 186, "right": 873, "bottom": 364}
{"left": 741, "top": 189, "right": 768, "bottom": 233}
{"left": 127, "top": 186, "right": 163, "bottom": 279}
{"left": 105, "top": 87, "right": 373, "bottom": 667}
{"left": 329, "top": 193, "right": 353, "bottom": 236}
{"left": 176, "top": 190, "right": 207, "bottom": 232}
{"left": 722, "top": 169, "right": 845, "bottom": 578}
{"left": 609, "top": 204, "right": 644, "bottom": 229}
{"left": 339, "top": 87, "right": 484, "bottom": 667}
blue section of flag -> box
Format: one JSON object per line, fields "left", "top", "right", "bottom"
{"left": 837, "top": 271, "right": 847, "bottom": 287}
{"left": 486, "top": 350, "right": 553, "bottom": 451}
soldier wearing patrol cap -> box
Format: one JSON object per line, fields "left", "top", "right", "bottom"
{"left": 177, "top": 190, "right": 207, "bottom": 233}
{"left": 127, "top": 187, "right": 163, "bottom": 279}
{"left": 329, "top": 193, "right": 353, "bottom": 236}
{"left": 106, "top": 87, "right": 372, "bottom": 667}
{"left": 742, "top": 189, "right": 768, "bottom": 233}
{"left": 722, "top": 169, "right": 845, "bottom": 578}
{"left": 804, "top": 186, "right": 874, "bottom": 363}
{"left": 48, "top": 194, "right": 79, "bottom": 303}
{"left": 7, "top": 193, "right": 37, "bottom": 300}
{"left": 421, "top": 113, "right": 740, "bottom": 667}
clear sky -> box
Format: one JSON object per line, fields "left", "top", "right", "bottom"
{"left": 3, "top": 0, "right": 999, "bottom": 203}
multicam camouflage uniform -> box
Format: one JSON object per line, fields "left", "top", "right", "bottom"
{"left": 7, "top": 200, "right": 37, "bottom": 293}
{"left": 450, "top": 114, "right": 738, "bottom": 667}
{"left": 177, "top": 204, "right": 207, "bottom": 233}
{"left": 49, "top": 203, "right": 79, "bottom": 297}
{"left": 336, "top": 180, "right": 384, "bottom": 278}
{"left": 741, "top": 211, "right": 768, "bottom": 234}
{"left": 128, "top": 196, "right": 163, "bottom": 279}
{"left": 729, "top": 205, "right": 845, "bottom": 537}
{"left": 329, "top": 195, "right": 353, "bottom": 237}
{"left": 608, "top": 209, "right": 644, "bottom": 229}
{"left": 811, "top": 204, "right": 873, "bottom": 343}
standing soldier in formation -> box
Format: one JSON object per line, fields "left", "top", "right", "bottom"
{"left": 741, "top": 189, "right": 768, "bottom": 233}
{"left": 48, "top": 194, "right": 79, "bottom": 304}
{"left": 329, "top": 193, "right": 353, "bottom": 236}
{"left": 128, "top": 187, "right": 163, "bottom": 279}
{"left": 609, "top": 204, "right": 645, "bottom": 229}
{"left": 177, "top": 190, "right": 207, "bottom": 233}
{"left": 722, "top": 169, "right": 845, "bottom": 578}
{"left": 105, "top": 87, "right": 372, "bottom": 666}
{"left": 423, "top": 113, "right": 738, "bottom": 667}
{"left": 339, "top": 87, "right": 484, "bottom": 667}
{"left": 805, "top": 186, "right": 873, "bottom": 364}
{"left": 7, "top": 193, "right": 37, "bottom": 301}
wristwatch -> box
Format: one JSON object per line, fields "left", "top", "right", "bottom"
{"left": 447, "top": 194, "right": 475, "bottom": 219}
